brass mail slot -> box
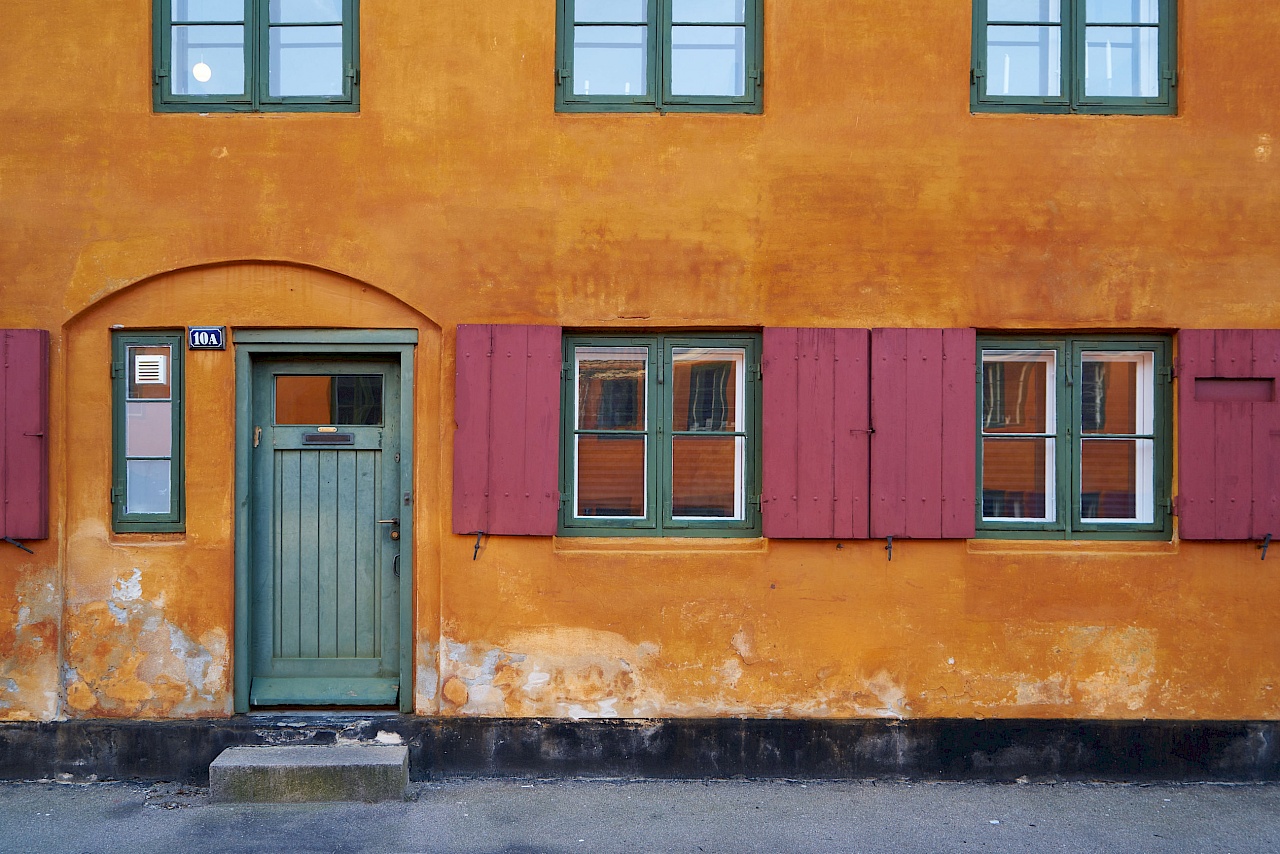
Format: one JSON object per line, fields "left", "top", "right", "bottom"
{"left": 303, "top": 432, "right": 355, "bottom": 445}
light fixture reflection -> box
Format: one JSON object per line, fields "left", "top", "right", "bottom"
{"left": 193, "top": 62, "right": 212, "bottom": 83}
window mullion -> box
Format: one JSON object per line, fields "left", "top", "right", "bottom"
{"left": 653, "top": 339, "right": 667, "bottom": 532}
{"left": 248, "top": 0, "right": 263, "bottom": 109}
{"left": 654, "top": 0, "right": 667, "bottom": 110}
{"left": 1064, "top": 341, "right": 1081, "bottom": 534}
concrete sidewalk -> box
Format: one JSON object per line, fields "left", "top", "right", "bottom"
{"left": 3, "top": 777, "right": 1277, "bottom": 853}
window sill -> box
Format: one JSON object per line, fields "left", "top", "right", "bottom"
{"left": 108, "top": 532, "right": 186, "bottom": 544}
{"left": 967, "top": 539, "right": 1178, "bottom": 556}
{"left": 553, "top": 536, "right": 767, "bottom": 555}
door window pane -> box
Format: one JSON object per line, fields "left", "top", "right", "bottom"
{"left": 1085, "top": 26, "right": 1159, "bottom": 97}
{"left": 987, "top": 25, "right": 1062, "bottom": 96}
{"left": 982, "top": 438, "right": 1054, "bottom": 521}
{"left": 574, "top": 26, "right": 648, "bottom": 95}
{"left": 269, "top": 25, "right": 344, "bottom": 96}
{"left": 128, "top": 346, "right": 173, "bottom": 400}
{"left": 171, "top": 25, "right": 246, "bottom": 95}
{"left": 576, "top": 436, "right": 647, "bottom": 517}
{"left": 671, "top": 26, "right": 746, "bottom": 96}
{"left": 672, "top": 436, "right": 741, "bottom": 518}
{"left": 275, "top": 375, "right": 383, "bottom": 425}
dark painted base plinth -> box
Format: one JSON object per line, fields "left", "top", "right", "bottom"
{"left": 1, "top": 717, "right": 1277, "bottom": 785}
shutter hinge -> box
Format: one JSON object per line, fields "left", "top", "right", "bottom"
{"left": 556, "top": 67, "right": 571, "bottom": 86}
{"left": 971, "top": 65, "right": 985, "bottom": 85}
{"left": 1166, "top": 496, "right": 1179, "bottom": 517}
{"left": 154, "top": 67, "right": 169, "bottom": 85}
{"left": 111, "top": 361, "right": 124, "bottom": 379}
{"left": 750, "top": 362, "right": 762, "bottom": 380}
{"left": 346, "top": 65, "right": 360, "bottom": 85}
{"left": 748, "top": 66, "right": 761, "bottom": 85}
{"left": 110, "top": 486, "right": 124, "bottom": 505}
{"left": 1163, "top": 66, "right": 1177, "bottom": 87}
{"left": 749, "top": 493, "right": 761, "bottom": 508}
{"left": 1160, "top": 365, "right": 1176, "bottom": 382}
{"left": 562, "top": 362, "right": 571, "bottom": 380}
{"left": 558, "top": 491, "right": 568, "bottom": 507}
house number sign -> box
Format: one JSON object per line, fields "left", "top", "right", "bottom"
{"left": 188, "top": 326, "right": 226, "bottom": 350}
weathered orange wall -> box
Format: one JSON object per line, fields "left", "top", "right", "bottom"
{"left": 1, "top": 1, "right": 1278, "bottom": 721}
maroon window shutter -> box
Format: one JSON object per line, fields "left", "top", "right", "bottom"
{"left": 762, "top": 328, "right": 870, "bottom": 539}
{"left": 452, "top": 324, "right": 561, "bottom": 536}
{"left": 1178, "top": 329, "right": 1280, "bottom": 540}
{"left": 870, "top": 328, "right": 976, "bottom": 539}
{"left": 1, "top": 329, "right": 50, "bottom": 540}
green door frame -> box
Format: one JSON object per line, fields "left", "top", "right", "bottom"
{"left": 233, "top": 329, "right": 417, "bottom": 713}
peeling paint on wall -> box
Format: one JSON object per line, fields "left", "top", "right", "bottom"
{"left": 0, "top": 568, "right": 60, "bottom": 720}
{"left": 63, "top": 569, "right": 228, "bottom": 718}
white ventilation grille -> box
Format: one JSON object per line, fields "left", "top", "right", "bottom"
{"left": 134, "top": 355, "right": 167, "bottom": 385}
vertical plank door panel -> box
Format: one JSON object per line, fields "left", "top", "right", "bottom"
{"left": 1, "top": 329, "right": 50, "bottom": 539}
{"left": 870, "top": 328, "right": 910, "bottom": 538}
{"left": 1177, "top": 330, "right": 1218, "bottom": 539}
{"left": 940, "top": 328, "right": 978, "bottom": 538}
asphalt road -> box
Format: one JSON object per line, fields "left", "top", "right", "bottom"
{"left": 2, "top": 777, "right": 1277, "bottom": 853}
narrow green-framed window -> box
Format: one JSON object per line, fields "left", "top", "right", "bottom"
{"left": 556, "top": 0, "right": 763, "bottom": 114}
{"left": 977, "top": 335, "right": 1171, "bottom": 539}
{"left": 154, "top": 0, "right": 359, "bottom": 112}
{"left": 560, "top": 333, "right": 761, "bottom": 536}
{"left": 112, "top": 332, "right": 185, "bottom": 532}
{"left": 971, "top": 0, "right": 1176, "bottom": 115}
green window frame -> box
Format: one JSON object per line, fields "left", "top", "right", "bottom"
{"left": 560, "top": 333, "right": 761, "bottom": 536}
{"left": 971, "top": 0, "right": 1176, "bottom": 115}
{"left": 153, "top": 0, "right": 359, "bottom": 113}
{"left": 977, "top": 335, "right": 1172, "bottom": 540}
{"left": 555, "top": 0, "right": 763, "bottom": 114}
{"left": 112, "top": 331, "right": 185, "bottom": 532}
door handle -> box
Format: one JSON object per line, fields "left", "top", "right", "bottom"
{"left": 378, "top": 518, "right": 400, "bottom": 540}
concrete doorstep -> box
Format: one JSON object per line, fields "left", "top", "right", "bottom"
{"left": 209, "top": 744, "right": 408, "bottom": 803}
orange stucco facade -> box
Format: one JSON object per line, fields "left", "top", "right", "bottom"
{"left": 1, "top": 1, "right": 1279, "bottom": 723}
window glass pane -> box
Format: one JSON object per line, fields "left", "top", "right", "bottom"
{"left": 126, "top": 460, "right": 172, "bottom": 515}
{"left": 672, "top": 0, "right": 746, "bottom": 24}
{"left": 574, "top": 26, "right": 648, "bottom": 96}
{"left": 269, "top": 25, "right": 344, "bottom": 96}
{"left": 576, "top": 435, "right": 646, "bottom": 518}
{"left": 981, "top": 350, "right": 1054, "bottom": 434}
{"left": 576, "top": 348, "right": 647, "bottom": 430}
{"left": 275, "top": 375, "right": 383, "bottom": 425}
{"left": 987, "top": 0, "right": 1061, "bottom": 23}
{"left": 1081, "top": 438, "right": 1153, "bottom": 522}
{"left": 1086, "top": 0, "right": 1158, "bottom": 24}
{"left": 672, "top": 348, "right": 742, "bottom": 431}
{"left": 575, "top": 0, "right": 647, "bottom": 22}
{"left": 671, "top": 26, "right": 746, "bottom": 96}
{"left": 127, "top": 346, "right": 173, "bottom": 400}
{"left": 171, "top": 25, "right": 245, "bottom": 95}
{"left": 1085, "top": 26, "right": 1159, "bottom": 97}
{"left": 982, "top": 438, "right": 1054, "bottom": 521}
{"left": 1080, "top": 352, "right": 1153, "bottom": 434}
{"left": 172, "top": 0, "right": 244, "bottom": 22}
{"left": 986, "top": 25, "right": 1061, "bottom": 96}
{"left": 125, "top": 402, "right": 173, "bottom": 457}
{"left": 270, "top": 0, "right": 343, "bottom": 23}
{"left": 672, "top": 436, "right": 742, "bottom": 519}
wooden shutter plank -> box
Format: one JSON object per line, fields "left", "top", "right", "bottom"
{"left": 904, "top": 329, "right": 945, "bottom": 538}
{"left": 795, "top": 329, "right": 837, "bottom": 537}
{"left": 1177, "top": 330, "right": 1218, "bottom": 539}
{"left": 833, "top": 328, "right": 871, "bottom": 539}
{"left": 452, "top": 325, "right": 494, "bottom": 535}
{"left": 1213, "top": 330, "right": 1255, "bottom": 540}
{"left": 1252, "top": 330, "right": 1280, "bottom": 539}
{"left": 870, "top": 328, "right": 910, "bottom": 538}
{"left": 2, "top": 329, "right": 49, "bottom": 540}
{"left": 761, "top": 328, "right": 802, "bottom": 537}
{"left": 940, "top": 328, "right": 977, "bottom": 538}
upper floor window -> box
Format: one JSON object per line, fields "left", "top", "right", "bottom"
{"left": 978, "top": 335, "right": 1172, "bottom": 539}
{"left": 112, "top": 331, "right": 185, "bottom": 532}
{"left": 560, "top": 334, "right": 761, "bottom": 536}
{"left": 556, "top": 0, "right": 763, "bottom": 114}
{"left": 971, "top": 0, "right": 1176, "bottom": 114}
{"left": 153, "top": 0, "right": 359, "bottom": 112}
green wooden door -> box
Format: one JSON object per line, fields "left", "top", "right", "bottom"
{"left": 249, "top": 359, "right": 401, "bottom": 706}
